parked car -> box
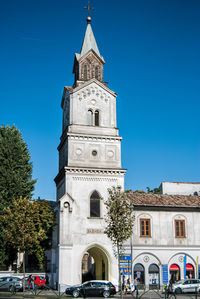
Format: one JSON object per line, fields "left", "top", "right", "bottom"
{"left": 172, "top": 279, "right": 200, "bottom": 294}
{"left": 0, "top": 276, "right": 23, "bottom": 292}
{"left": 65, "top": 280, "right": 116, "bottom": 298}
{"left": 26, "top": 275, "right": 46, "bottom": 289}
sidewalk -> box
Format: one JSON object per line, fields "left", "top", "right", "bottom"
{"left": 0, "top": 290, "right": 166, "bottom": 299}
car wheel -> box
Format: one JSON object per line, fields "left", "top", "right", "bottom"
{"left": 175, "top": 288, "right": 182, "bottom": 294}
{"left": 103, "top": 290, "right": 110, "bottom": 298}
{"left": 72, "top": 290, "right": 80, "bottom": 298}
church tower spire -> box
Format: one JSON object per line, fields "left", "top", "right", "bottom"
{"left": 72, "top": 5, "right": 105, "bottom": 87}
{"left": 55, "top": 2, "right": 125, "bottom": 288}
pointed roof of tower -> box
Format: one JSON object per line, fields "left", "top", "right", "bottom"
{"left": 79, "top": 18, "right": 100, "bottom": 58}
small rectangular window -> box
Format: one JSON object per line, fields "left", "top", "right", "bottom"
{"left": 140, "top": 219, "right": 151, "bottom": 237}
{"left": 175, "top": 220, "right": 185, "bottom": 238}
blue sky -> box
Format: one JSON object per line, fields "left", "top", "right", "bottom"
{"left": 1, "top": 0, "right": 200, "bottom": 199}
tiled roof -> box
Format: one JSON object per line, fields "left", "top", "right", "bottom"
{"left": 127, "top": 193, "right": 200, "bottom": 208}
{"left": 66, "top": 86, "right": 73, "bottom": 91}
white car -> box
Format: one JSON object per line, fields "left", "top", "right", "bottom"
{"left": 0, "top": 276, "right": 23, "bottom": 292}
{"left": 172, "top": 279, "right": 200, "bottom": 294}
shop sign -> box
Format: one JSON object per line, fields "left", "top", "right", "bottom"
{"left": 162, "top": 264, "right": 168, "bottom": 284}
{"left": 119, "top": 254, "right": 132, "bottom": 275}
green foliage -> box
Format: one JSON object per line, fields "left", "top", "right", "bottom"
{"left": 132, "top": 189, "right": 146, "bottom": 194}
{"left": 0, "top": 124, "right": 37, "bottom": 267}
{"left": 146, "top": 186, "right": 161, "bottom": 194}
{"left": 0, "top": 125, "right": 36, "bottom": 205}
{"left": 1, "top": 198, "right": 55, "bottom": 270}
{"left": 104, "top": 186, "right": 135, "bottom": 293}
{"left": 105, "top": 186, "right": 135, "bottom": 254}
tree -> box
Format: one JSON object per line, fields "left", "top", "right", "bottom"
{"left": 132, "top": 189, "right": 146, "bottom": 194}
{"left": 104, "top": 186, "right": 135, "bottom": 295}
{"left": 1, "top": 197, "right": 55, "bottom": 277}
{"left": 146, "top": 186, "right": 161, "bottom": 194}
{"left": 0, "top": 125, "right": 36, "bottom": 267}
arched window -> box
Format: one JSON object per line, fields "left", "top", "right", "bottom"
{"left": 134, "top": 263, "right": 145, "bottom": 285}
{"left": 84, "top": 65, "right": 87, "bottom": 80}
{"left": 95, "top": 66, "right": 99, "bottom": 79}
{"left": 169, "top": 264, "right": 180, "bottom": 282}
{"left": 88, "top": 109, "right": 93, "bottom": 126}
{"left": 148, "top": 264, "right": 160, "bottom": 289}
{"left": 94, "top": 110, "right": 99, "bottom": 126}
{"left": 90, "top": 191, "right": 100, "bottom": 217}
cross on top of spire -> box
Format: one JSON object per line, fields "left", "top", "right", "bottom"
{"left": 84, "top": 1, "right": 94, "bottom": 23}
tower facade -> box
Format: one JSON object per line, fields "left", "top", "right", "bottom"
{"left": 54, "top": 16, "right": 126, "bottom": 287}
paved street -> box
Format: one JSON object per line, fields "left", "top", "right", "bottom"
{"left": 0, "top": 290, "right": 200, "bottom": 299}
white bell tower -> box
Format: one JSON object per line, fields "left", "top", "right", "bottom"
{"left": 54, "top": 12, "right": 126, "bottom": 287}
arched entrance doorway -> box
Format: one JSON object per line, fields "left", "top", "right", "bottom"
{"left": 186, "top": 263, "right": 194, "bottom": 279}
{"left": 149, "top": 264, "right": 160, "bottom": 289}
{"left": 82, "top": 246, "right": 109, "bottom": 283}
{"left": 134, "top": 263, "right": 145, "bottom": 287}
{"left": 169, "top": 264, "right": 180, "bottom": 282}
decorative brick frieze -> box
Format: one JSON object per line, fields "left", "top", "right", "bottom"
{"left": 68, "top": 133, "right": 122, "bottom": 142}
{"left": 72, "top": 177, "right": 118, "bottom": 182}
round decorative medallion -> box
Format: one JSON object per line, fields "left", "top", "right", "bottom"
{"left": 107, "top": 150, "right": 114, "bottom": 158}
{"left": 92, "top": 150, "right": 97, "bottom": 156}
{"left": 91, "top": 99, "right": 96, "bottom": 105}
{"left": 76, "top": 148, "right": 82, "bottom": 156}
{"left": 143, "top": 256, "right": 150, "bottom": 263}
{"left": 179, "top": 256, "right": 184, "bottom": 262}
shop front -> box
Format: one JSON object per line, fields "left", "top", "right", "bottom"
{"left": 170, "top": 264, "right": 180, "bottom": 282}
{"left": 186, "top": 263, "right": 194, "bottom": 279}
{"left": 134, "top": 263, "right": 145, "bottom": 288}
{"left": 148, "top": 264, "right": 160, "bottom": 289}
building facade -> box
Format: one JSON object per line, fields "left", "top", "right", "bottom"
{"left": 125, "top": 193, "right": 200, "bottom": 289}
{"left": 160, "top": 182, "right": 200, "bottom": 196}
{"left": 54, "top": 16, "right": 125, "bottom": 288}
{"left": 52, "top": 14, "right": 200, "bottom": 290}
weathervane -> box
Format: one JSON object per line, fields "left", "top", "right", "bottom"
{"left": 84, "top": 1, "right": 94, "bottom": 23}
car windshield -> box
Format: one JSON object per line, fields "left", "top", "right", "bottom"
{"left": 174, "top": 280, "right": 185, "bottom": 285}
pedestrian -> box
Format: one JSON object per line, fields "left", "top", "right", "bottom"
{"left": 28, "top": 274, "right": 34, "bottom": 291}
{"left": 122, "top": 275, "right": 125, "bottom": 293}
{"left": 168, "top": 278, "right": 173, "bottom": 295}
{"left": 134, "top": 277, "right": 138, "bottom": 294}
{"left": 45, "top": 274, "right": 49, "bottom": 286}
{"left": 125, "top": 278, "right": 133, "bottom": 295}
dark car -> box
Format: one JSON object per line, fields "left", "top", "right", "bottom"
{"left": 65, "top": 280, "right": 116, "bottom": 298}
{"left": 0, "top": 276, "right": 23, "bottom": 292}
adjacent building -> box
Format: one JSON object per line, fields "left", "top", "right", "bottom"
{"left": 126, "top": 193, "right": 200, "bottom": 288}
{"left": 160, "top": 182, "right": 200, "bottom": 196}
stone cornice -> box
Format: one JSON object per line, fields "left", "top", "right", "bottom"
{"left": 58, "top": 130, "right": 122, "bottom": 150}
{"left": 54, "top": 166, "right": 126, "bottom": 185}
{"left": 67, "top": 132, "right": 122, "bottom": 141}
{"left": 65, "top": 166, "right": 126, "bottom": 175}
